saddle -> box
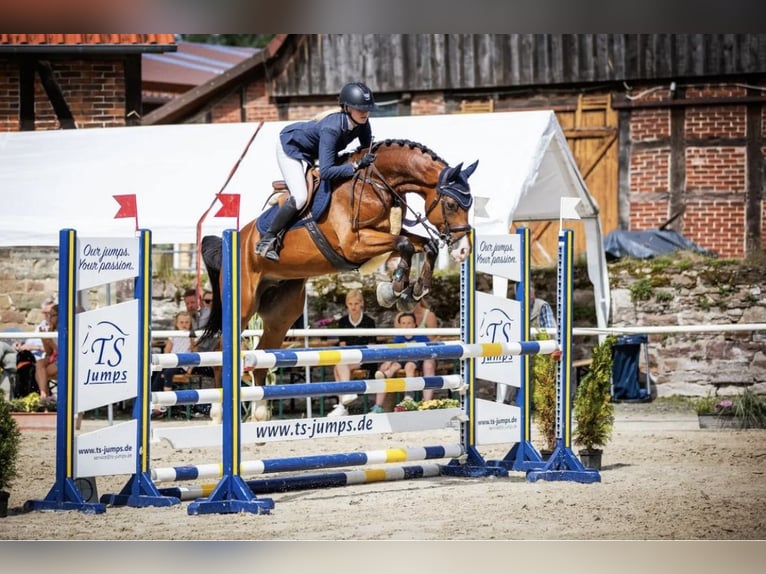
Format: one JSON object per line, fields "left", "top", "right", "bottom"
{"left": 268, "top": 167, "right": 321, "bottom": 214}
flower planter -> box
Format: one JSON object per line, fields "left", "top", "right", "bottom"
{"left": 697, "top": 414, "right": 764, "bottom": 429}
{"left": 11, "top": 411, "right": 57, "bottom": 431}
{"left": 0, "top": 490, "right": 9, "bottom": 518}
{"left": 578, "top": 448, "right": 603, "bottom": 470}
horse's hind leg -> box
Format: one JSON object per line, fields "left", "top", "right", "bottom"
{"left": 248, "top": 279, "right": 307, "bottom": 422}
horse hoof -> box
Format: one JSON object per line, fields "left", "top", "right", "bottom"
{"left": 209, "top": 403, "right": 222, "bottom": 425}
{"left": 253, "top": 402, "right": 271, "bottom": 422}
{"left": 376, "top": 282, "right": 397, "bottom": 308}
{"left": 396, "top": 290, "right": 416, "bottom": 312}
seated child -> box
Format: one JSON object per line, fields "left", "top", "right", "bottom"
{"left": 370, "top": 311, "right": 431, "bottom": 413}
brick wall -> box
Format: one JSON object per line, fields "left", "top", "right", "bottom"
{"left": 685, "top": 147, "right": 746, "bottom": 191}
{"left": 245, "top": 82, "right": 280, "bottom": 122}
{"left": 631, "top": 109, "right": 670, "bottom": 141}
{"left": 0, "top": 58, "right": 127, "bottom": 131}
{"left": 628, "top": 83, "right": 763, "bottom": 259}
{"left": 630, "top": 149, "right": 670, "bottom": 193}
{"left": 684, "top": 200, "right": 746, "bottom": 255}
{"left": 0, "top": 61, "right": 18, "bottom": 131}
{"left": 685, "top": 106, "right": 746, "bottom": 139}
{"left": 210, "top": 95, "right": 241, "bottom": 123}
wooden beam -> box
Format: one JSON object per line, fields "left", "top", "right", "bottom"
{"left": 35, "top": 60, "right": 76, "bottom": 129}
{"left": 19, "top": 57, "right": 35, "bottom": 131}
{"left": 124, "top": 55, "right": 142, "bottom": 126}
{"left": 562, "top": 127, "right": 616, "bottom": 139}
{"left": 578, "top": 131, "right": 617, "bottom": 180}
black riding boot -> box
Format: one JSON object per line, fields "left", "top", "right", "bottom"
{"left": 255, "top": 196, "right": 299, "bottom": 262}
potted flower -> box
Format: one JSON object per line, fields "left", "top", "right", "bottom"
{"left": 532, "top": 332, "right": 557, "bottom": 457}
{"left": 9, "top": 392, "right": 58, "bottom": 430}
{"left": 573, "top": 334, "right": 617, "bottom": 470}
{"left": 417, "top": 398, "right": 460, "bottom": 410}
{"left": 393, "top": 396, "right": 459, "bottom": 412}
{"left": 394, "top": 395, "right": 419, "bottom": 412}
{"left": 695, "top": 388, "right": 766, "bottom": 429}
{"left": 0, "top": 389, "right": 22, "bottom": 517}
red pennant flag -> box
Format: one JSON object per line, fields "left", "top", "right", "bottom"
{"left": 214, "top": 193, "right": 240, "bottom": 219}
{"left": 113, "top": 194, "right": 137, "bottom": 218}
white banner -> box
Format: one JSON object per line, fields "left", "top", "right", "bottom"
{"left": 76, "top": 300, "right": 139, "bottom": 412}
{"left": 475, "top": 234, "right": 521, "bottom": 281}
{"left": 74, "top": 420, "right": 137, "bottom": 478}
{"left": 475, "top": 291, "right": 521, "bottom": 387}
{"left": 475, "top": 399, "right": 520, "bottom": 445}
{"left": 77, "top": 236, "right": 139, "bottom": 290}
{"left": 152, "top": 409, "right": 463, "bottom": 449}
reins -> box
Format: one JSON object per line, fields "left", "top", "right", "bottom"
{"left": 356, "top": 163, "right": 471, "bottom": 250}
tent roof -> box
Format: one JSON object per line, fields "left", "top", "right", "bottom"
{"left": 0, "top": 110, "right": 610, "bottom": 327}
{"left": 0, "top": 110, "right": 596, "bottom": 243}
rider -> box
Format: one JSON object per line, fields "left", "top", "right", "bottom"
{"left": 255, "top": 81, "right": 378, "bottom": 262}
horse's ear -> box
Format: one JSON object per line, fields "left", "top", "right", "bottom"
{"left": 461, "top": 160, "right": 479, "bottom": 180}
{"left": 444, "top": 163, "right": 461, "bottom": 181}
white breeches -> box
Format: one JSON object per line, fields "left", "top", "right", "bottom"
{"left": 276, "top": 144, "right": 310, "bottom": 209}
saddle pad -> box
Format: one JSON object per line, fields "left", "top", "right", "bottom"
{"left": 256, "top": 180, "right": 332, "bottom": 235}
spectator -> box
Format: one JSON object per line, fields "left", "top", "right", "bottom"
{"left": 370, "top": 311, "right": 430, "bottom": 413}
{"left": 34, "top": 304, "right": 58, "bottom": 399}
{"left": 155, "top": 311, "right": 204, "bottom": 418}
{"left": 413, "top": 298, "right": 440, "bottom": 399}
{"left": 198, "top": 289, "right": 213, "bottom": 331}
{"left": 195, "top": 289, "right": 219, "bottom": 354}
{"left": 0, "top": 340, "right": 17, "bottom": 399}
{"left": 182, "top": 288, "right": 202, "bottom": 332}
{"left": 529, "top": 287, "right": 557, "bottom": 333}
{"left": 501, "top": 286, "right": 558, "bottom": 405}
{"left": 21, "top": 298, "right": 56, "bottom": 359}
{"left": 328, "top": 289, "right": 377, "bottom": 418}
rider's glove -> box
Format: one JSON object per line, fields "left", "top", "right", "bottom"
{"left": 355, "top": 153, "right": 376, "bottom": 170}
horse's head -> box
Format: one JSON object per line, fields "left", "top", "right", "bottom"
{"left": 429, "top": 160, "right": 478, "bottom": 262}
{"left": 363, "top": 140, "right": 477, "bottom": 263}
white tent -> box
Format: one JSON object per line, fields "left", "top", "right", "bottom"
{"left": 0, "top": 110, "right": 610, "bottom": 327}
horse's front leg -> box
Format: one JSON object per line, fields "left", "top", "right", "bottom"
{"left": 391, "top": 236, "right": 415, "bottom": 296}
{"left": 411, "top": 237, "right": 439, "bottom": 300}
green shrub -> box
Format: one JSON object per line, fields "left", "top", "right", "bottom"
{"left": 0, "top": 390, "right": 22, "bottom": 491}
{"left": 573, "top": 335, "right": 616, "bottom": 450}
{"left": 532, "top": 332, "right": 557, "bottom": 451}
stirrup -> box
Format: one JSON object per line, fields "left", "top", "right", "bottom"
{"left": 256, "top": 236, "right": 281, "bottom": 261}
{"left": 255, "top": 237, "right": 275, "bottom": 257}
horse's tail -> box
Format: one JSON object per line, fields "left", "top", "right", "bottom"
{"left": 200, "top": 235, "right": 223, "bottom": 341}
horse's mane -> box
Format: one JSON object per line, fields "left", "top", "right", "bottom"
{"left": 352, "top": 138, "right": 447, "bottom": 165}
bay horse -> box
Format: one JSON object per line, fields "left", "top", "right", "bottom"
{"left": 200, "top": 138, "right": 477, "bottom": 418}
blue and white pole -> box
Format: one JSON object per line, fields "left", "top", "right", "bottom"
{"left": 188, "top": 229, "right": 275, "bottom": 515}
{"left": 527, "top": 228, "right": 600, "bottom": 483}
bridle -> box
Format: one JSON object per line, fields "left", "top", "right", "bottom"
{"left": 355, "top": 163, "right": 473, "bottom": 250}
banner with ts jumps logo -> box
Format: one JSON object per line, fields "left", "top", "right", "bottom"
{"left": 475, "top": 291, "right": 521, "bottom": 388}
{"left": 76, "top": 300, "right": 139, "bottom": 412}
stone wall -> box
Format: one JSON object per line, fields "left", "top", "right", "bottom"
{"left": 0, "top": 247, "right": 193, "bottom": 333}
{"left": 608, "top": 253, "right": 766, "bottom": 397}
{"left": 3, "top": 246, "right": 764, "bottom": 399}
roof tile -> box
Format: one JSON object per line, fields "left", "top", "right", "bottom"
{"left": 0, "top": 34, "right": 176, "bottom": 46}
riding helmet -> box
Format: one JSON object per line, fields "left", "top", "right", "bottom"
{"left": 339, "top": 82, "right": 376, "bottom": 111}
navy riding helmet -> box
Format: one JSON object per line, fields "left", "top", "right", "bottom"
{"left": 339, "top": 82, "right": 376, "bottom": 111}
